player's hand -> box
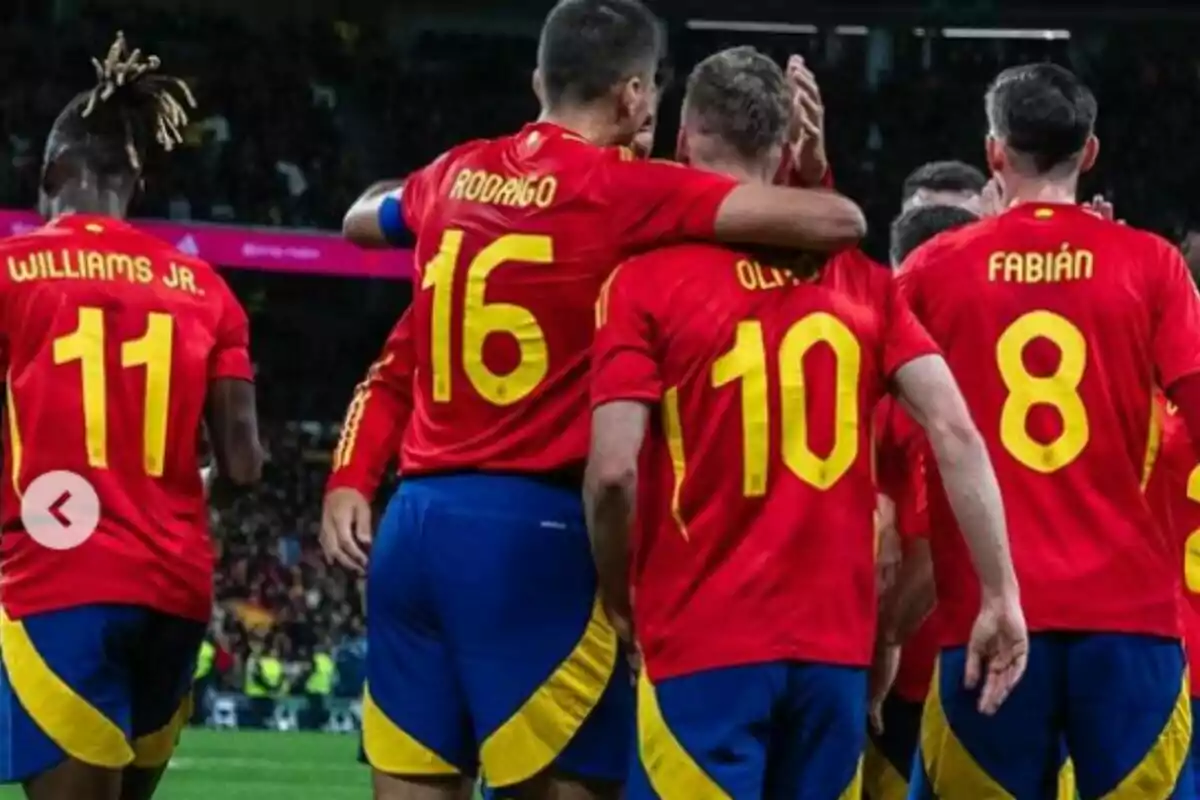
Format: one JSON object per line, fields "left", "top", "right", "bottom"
{"left": 631, "top": 116, "right": 655, "bottom": 160}
{"left": 605, "top": 603, "right": 635, "bottom": 647}
{"left": 1084, "top": 194, "right": 1123, "bottom": 224}
{"left": 875, "top": 494, "right": 901, "bottom": 596}
{"left": 625, "top": 642, "right": 643, "bottom": 686}
{"left": 786, "top": 55, "right": 828, "bottom": 187}
{"left": 868, "top": 641, "right": 901, "bottom": 733}
{"left": 320, "top": 487, "right": 373, "bottom": 573}
{"left": 964, "top": 591, "right": 1028, "bottom": 715}
{"left": 974, "top": 177, "right": 1007, "bottom": 217}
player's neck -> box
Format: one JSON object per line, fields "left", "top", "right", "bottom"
{"left": 44, "top": 188, "right": 128, "bottom": 221}
{"left": 538, "top": 109, "right": 625, "bottom": 148}
{"left": 1000, "top": 175, "right": 1078, "bottom": 208}
{"left": 689, "top": 156, "right": 772, "bottom": 185}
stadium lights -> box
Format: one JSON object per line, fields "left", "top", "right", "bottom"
{"left": 938, "top": 27, "right": 1071, "bottom": 40}
{"left": 686, "top": 19, "right": 1071, "bottom": 41}
{"left": 685, "top": 20, "right": 819, "bottom": 34}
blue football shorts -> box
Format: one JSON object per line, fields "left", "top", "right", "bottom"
{"left": 911, "top": 632, "right": 1193, "bottom": 799}
{"left": 864, "top": 692, "right": 923, "bottom": 800}
{"left": 363, "top": 473, "right": 632, "bottom": 791}
{"left": 0, "top": 603, "right": 204, "bottom": 783}
{"left": 627, "top": 661, "right": 866, "bottom": 799}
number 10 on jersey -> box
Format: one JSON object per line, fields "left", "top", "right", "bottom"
{"left": 712, "top": 314, "right": 862, "bottom": 495}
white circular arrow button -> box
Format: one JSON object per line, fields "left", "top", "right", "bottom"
{"left": 20, "top": 470, "right": 100, "bottom": 551}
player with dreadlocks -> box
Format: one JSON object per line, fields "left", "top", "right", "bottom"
{"left": 0, "top": 32, "right": 261, "bottom": 800}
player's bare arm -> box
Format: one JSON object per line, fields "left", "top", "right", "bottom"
{"left": 878, "top": 537, "right": 936, "bottom": 647}
{"left": 894, "top": 356, "right": 1016, "bottom": 598}
{"left": 711, "top": 179, "right": 864, "bottom": 250}
{"left": 205, "top": 378, "right": 263, "bottom": 493}
{"left": 894, "top": 354, "right": 1027, "bottom": 713}
{"left": 342, "top": 179, "right": 405, "bottom": 247}
{"left": 584, "top": 400, "right": 650, "bottom": 641}
{"left": 875, "top": 493, "right": 901, "bottom": 596}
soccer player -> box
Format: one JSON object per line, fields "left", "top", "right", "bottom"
{"left": 1146, "top": 242, "right": 1200, "bottom": 800}
{"left": 331, "top": 3, "right": 868, "bottom": 799}
{"left": 1150, "top": 399, "right": 1200, "bottom": 799}
{"left": 586, "top": 46, "right": 1025, "bottom": 799}
{"left": 900, "top": 161, "right": 988, "bottom": 212}
{"left": 899, "top": 63, "right": 1200, "bottom": 798}
{"left": 865, "top": 204, "right": 980, "bottom": 800}
{"left": 0, "top": 33, "right": 261, "bottom": 800}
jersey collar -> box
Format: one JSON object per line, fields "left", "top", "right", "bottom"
{"left": 47, "top": 213, "right": 134, "bottom": 234}
{"left": 523, "top": 120, "right": 596, "bottom": 148}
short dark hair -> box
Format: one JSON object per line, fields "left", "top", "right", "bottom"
{"left": 682, "top": 46, "right": 790, "bottom": 162}
{"left": 901, "top": 161, "right": 987, "bottom": 204}
{"left": 890, "top": 205, "right": 979, "bottom": 267}
{"left": 537, "top": 0, "right": 665, "bottom": 107}
{"left": 43, "top": 31, "right": 196, "bottom": 187}
{"left": 985, "top": 63, "right": 1097, "bottom": 176}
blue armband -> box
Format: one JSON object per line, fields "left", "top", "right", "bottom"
{"left": 378, "top": 193, "right": 414, "bottom": 247}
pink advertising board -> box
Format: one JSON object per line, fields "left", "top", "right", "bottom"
{"left": 0, "top": 210, "right": 413, "bottom": 280}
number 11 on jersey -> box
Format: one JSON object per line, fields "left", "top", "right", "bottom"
{"left": 53, "top": 306, "right": 174, "bottom": 477}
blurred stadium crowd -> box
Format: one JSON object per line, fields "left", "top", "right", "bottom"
{"left": 2, "top": 5, "right": 1199, "bottom": 698}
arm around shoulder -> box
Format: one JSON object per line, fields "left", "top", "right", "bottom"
{"left": 714, "top": 184, "right": 866, "bottom": 251}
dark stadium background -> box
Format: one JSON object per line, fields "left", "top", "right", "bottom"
{"left": 0, "top": 0, "right": 1195, "bottom": 795}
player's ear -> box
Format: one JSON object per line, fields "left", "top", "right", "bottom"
{"left": 985, "top": 135, "right": 1006, "bottom": 175}
{"left": 675, "top": 127, "right": 690, "bottom": 165}
{"left": 531, "top": 69, "right": 546, "bottom": 108}
{"left": 618, "top": 75, "right": 647, "bottom": 126}
{"left": 1079, "top": 135, "right": 1099, "bottom": 174}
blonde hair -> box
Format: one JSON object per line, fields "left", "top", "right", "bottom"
{"left": 75, "top": 31, "right": 197, "bottom": 171}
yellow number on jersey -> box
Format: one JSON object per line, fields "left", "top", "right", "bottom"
{"left": 1185, "top": 465, "right": 1200, "bottom": 593}
{"left": 711, "top": 314, "right": 861, "bottom": 496}
{"left": 53, "top": 307, "right": 174, "bottom": 476}
{"left": 996, "top": 310, "right": 1089, "bottom": 473}
{"left": 422, "top": 229, "right": 551, "bottom": 406}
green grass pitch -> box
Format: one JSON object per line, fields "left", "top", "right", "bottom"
{"left": 0, "top": 729, "right": 486, "bottom": 799}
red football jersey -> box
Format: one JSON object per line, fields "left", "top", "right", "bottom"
{"left": 1148, "top": 401, "right": 1200, "bottom": 697}
{"left": 874, "top": 397, "right": 939, "bottom": 703}
{"left": 327, "top": 309, "right": 414, "bottom": 497}
{"left": 592, "top": 246, "right": 940, "bottom": 680}
{"left": 399, "top": 122, "right": 736, "bottom": 476}
{"left": 898, "top": 203, "right": 1200, "bottom": 644}
{"left": 0, "top": 215, "right": 253, "bottom": 622}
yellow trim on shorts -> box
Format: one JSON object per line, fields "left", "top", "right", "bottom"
{"left": 361, "top": 686, "right": 459, "bottom": 776}
{"left": 133, "top": 694, "right": 194, "bottom": 768}
{"left": 636, "top": 670, "right": 731, "bottom": 799}
{"left": 864, "top": 740, "right": 909, "bottom": 800}
{"left": 836, "top": 755, "right": 864, "bottom": 800}
{"left": 0, "top": 611, "right": 133, "bottom": 768}
{"left": 920, "top": 662, "right": 1014, "bottom": 799}
{"left": 1058, "top": 758, "right": 1076, "bottom": 800}
{"left": 481, "top": 595, "right": 619, "bottom": 787}
{"left": 1098, "top": 674, "right": 1191, "bottom": 799}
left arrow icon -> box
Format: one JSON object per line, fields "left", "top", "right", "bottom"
{"left": 21, "top": 471, "right": 100, "bottom": 550}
